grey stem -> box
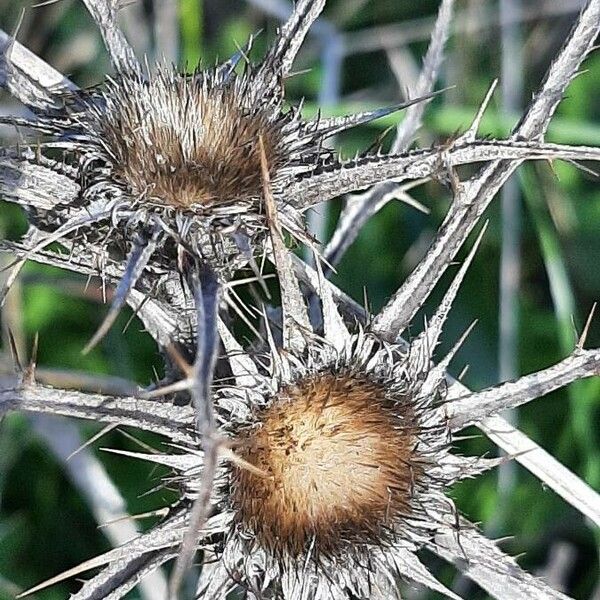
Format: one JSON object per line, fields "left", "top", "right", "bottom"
{"left": 370, "top": 0, "right": 600, "bottom": 340}
{"left": 168, "top": 265, "right": 221, "bottom": 600}
{"left": 82, "top": 0, "right": 142, "bottom": 76}
{"left": 323, "top": 0, "right": 454, "bottom": 272}
{"left": 445, "top": 347, "right": 600, "bottom": 431}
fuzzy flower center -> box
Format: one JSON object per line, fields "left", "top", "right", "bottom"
{"left": 92, "top": 75, "right": 285, "bottom": 208}
{"left": 232, "top": 372, "right": 420, "bottom": 557}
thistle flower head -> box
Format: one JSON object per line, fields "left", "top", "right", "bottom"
{"left": 232, "top": 369, "right": 424, "bottom": 559}
{"left": 231, "top": 356, "right": 437, "bottom": 561}
{"left": 163, "top": 319, "right": 458, "bottom": 598}
{"left": 9, "top": 55, "right": 330, "bottom": 275}
{"left": 82, "top": 68, "right": 291, "bottom": 210}
{"left": 144, "top": 251, "right": 494, "bottom": 599}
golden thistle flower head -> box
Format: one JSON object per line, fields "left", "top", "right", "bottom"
{"left": 232, "top": 368, "right": 428, "bottom": 559}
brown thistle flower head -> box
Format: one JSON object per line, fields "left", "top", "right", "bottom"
{"left": 232, "top": 369, "right": 427, "bottom": 559}
{"left": 59, "top": 62, "right": 320, "bottom": 220}
{"left": 0, "top": 0, "right": 436, "bottom": 286}
{"left": 199, "top": 324, "right": 455, "bottom": 597}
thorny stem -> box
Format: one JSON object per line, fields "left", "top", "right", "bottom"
{"left": 168, "top": 265, "right": 221, "bottom": 600}
{"left": 430, "top": 516, "right": 570, "bottom": 600}
{"left": 253, "top": 0, "right": 326, "bottom": 98}
{"left": 445, "top": 347, "right": 600, "bottom": 430}
{"left": 291, "top": 140, "right": 600, "bottom": 210}
{"left": 12, "top": 367, "right": 139, "bottom": 396}
{"left": 168, "top": 438, "right": 219, "bottom": 600}
{"left": 324, "top": 0, "right": 455, "bottom": 271}
{"left": 0, "top": 380, "right": 196, "bottom": 444}
{"left": 82, "top": 0, "right": 141, "bottom": 76}
{"left": 259, "top": 135, "right": 310, "bottom": 352}
{"left": 371, "top": 0, "right": 600, "bottom": 339}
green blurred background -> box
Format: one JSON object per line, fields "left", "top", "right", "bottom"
{"left": 0, "top": 0, "right": 599, "bottom": 598}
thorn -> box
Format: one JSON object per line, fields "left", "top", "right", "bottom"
{"left": 82, "top": 232, "right": 159, "bottom": 355}
{"left": 285, "top": 67, "right": 312, "bottom": 80}
{"left": 460, "top": 79, "right": 498, "bottom": 143}
{"left": 7, "top": 329, "right": 22, "bottom": 372}
{"left": 22, "top": 332, "right": 39, "bottom": 385}
{"left": 259, "top": 135, "right": 282, "bottom": 243}
{"left": 546, "top": 157, "right": 560, "bottom": 181}
{"left": 577, "top": 302, "right": 597, "bottom": 350}
{"left": 67, "top": 423, "right": 118, "bottom": 461}
{"left": 121, "top": 292, "right": 150, "bottom": 335}
{"left": 97, "top": 507, "right": 170, "bottom": 528}
{"left": 242, "top": 247, "right": 271, "bottom": 299}
{"left": 138, "top": 378, "right": 193, "bottom": 399}
{"left": 8, "top": 10, "right": 26, "bottom": 54}
{"left": 115, "top": 428, "right": 159, "bottom": 454}
{"left": 81, "top": 317, "right": 112, "bottom": 356}
{"left": 219, "top": 445, "right": 271, "bottom": 479}
{"left": 31, "top": 331, "right": 39, "bottom": 365}
{"left": 458, "top": 364, "right": 470, "bottom": 381}
{"left": 0, "top": 258, "right": 27, "bottom": 307}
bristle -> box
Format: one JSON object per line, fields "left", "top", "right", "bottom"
{"left": 231, "top": 370, "right": 423, "bottom": 559}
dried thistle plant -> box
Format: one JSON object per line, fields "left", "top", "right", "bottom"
{"left": 1, "top": 0, "right": 600, "bottom": 599}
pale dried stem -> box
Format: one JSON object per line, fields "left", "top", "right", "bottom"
{"left": 480, "top": 414, "right": 600, "bottom": 528}
{"left": 446, "top": 347, "right": 600, "bottom": 430}
{"left": 82, "top": 0, "right": 141, "bottom": 76}
{"left": 260, "top": 135, "right": 310, "bottom": 352}
{"left": 372, "top": 0, "right": 600, "bottom": 339}
{"left": 322, "top": 0, "right": 452, "bottom": 271}
{"left": 293, "top": 140, "right": 600, "bottom": 210}
{"left": 0, "top": 380, "right": 195, "bottom": 444}
{"left": 168, "top": 267, "right": 221, "bottom": 600}
{"left": 431, "top": 517, "right": 570, "bottom": 599}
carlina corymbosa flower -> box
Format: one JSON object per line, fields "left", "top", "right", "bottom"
{"left": 2, "top": 0, "right": 600, "bottom": 356}
{"left": 1, "top": 0, "right": 600, "bottom": 599}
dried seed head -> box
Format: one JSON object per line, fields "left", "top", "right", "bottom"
{"left": 231, "top": 370, "right": 423, "bottom": 558}
{"left": 86, "top": 72, "right": 288, "bottom": 209}
{"left": 2, "top": 19, "right": 436, "bottom": 292}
